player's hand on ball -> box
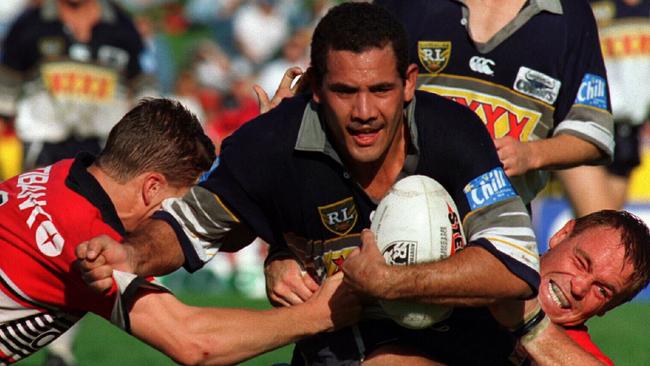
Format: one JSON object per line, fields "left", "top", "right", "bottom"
{"left": 309, "top": 272, "right": 362, "bottom": 332}
{"left": 493, "top": 136, "right": 536, "bottom": 177}
{"left": 265, "top": 257, "right": 319, "bottom": 307}
{"left": 254, "top": 66, "right": 304, "bottom": 114}
{"left": 75, "top": 235, "right": 133, "bottom": 293}
{"left": 342, "top": 229, "right": 390, "bottom": 298}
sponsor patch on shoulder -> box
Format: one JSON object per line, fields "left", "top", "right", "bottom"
{"left": 574, "top": 73, "right": 608, "bottom": 110}
{"left": 513, "top": 66, "right": 561, "bottom": 104}
{"left": 463, "top": 168, "right": 517, "bottom": 211}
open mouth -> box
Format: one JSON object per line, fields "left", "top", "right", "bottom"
{"left": 348, "top": 128, "right": 382, "bottom": 146}
{"left": 548, "top": 280, "right": 570, "bottom": 309}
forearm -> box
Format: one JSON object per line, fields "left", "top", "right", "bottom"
{"left": 125, "top": 218, "right": 185, "bottom": 277}
{"left": 131, "top": 292, "right": 327, "bottom": 366}
{"left": 379, "top": 246, "right": 532, "bottom": 306}
{"left": 522, "top": 320, "right": 605, "bottom": 366}
{"left": 528, "top": 134, "right": 604, "bottom": 171}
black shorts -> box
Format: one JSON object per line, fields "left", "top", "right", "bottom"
{"left": 291, "top": 308, "right": 521, "bottom": 366}
{"left": 22, "top": 136, "right": 102, "bottom": 170}
{"left": 606, "top": 122, "right": 642, "bottom": 178}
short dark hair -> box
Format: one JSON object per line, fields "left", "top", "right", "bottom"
{"left": 96, "top": 98, "right": 215, "bottom": 187}
{"left": 310, "top": 2, "right": 409, "bottom": 85}
{"left": 571, "top": 210, "right": 650, "bottom": 303}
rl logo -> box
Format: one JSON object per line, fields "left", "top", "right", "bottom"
{"left": 318, "top": 197, "right": 358, "bottom": 236}
{"left": 418, "top": 41, "right": 451, "bottom": 74}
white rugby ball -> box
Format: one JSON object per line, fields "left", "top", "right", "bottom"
{"left": 371, "top": 175, "right": 466, "bottom": 329}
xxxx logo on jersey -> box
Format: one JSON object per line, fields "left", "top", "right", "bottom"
{"left": 322, "top": 246, "right": 358, "bottom": 277}
{"left": 318, "top": 197, "right": 358, "bottom": 236}
{"left": 418, "top": 41, "right": 451, "bottom": 74}
{"left": 421, "top": 85, "right": 542, "bottom": 141}
{"left": 42, "top": 62, "right": 117, "bottom": 102}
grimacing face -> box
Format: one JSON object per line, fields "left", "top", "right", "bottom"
{"left": 538, "top": 221, "right": 635, "bottom": 326}
{"left": 313, "top": 45, "right": 417, "bottom": 165}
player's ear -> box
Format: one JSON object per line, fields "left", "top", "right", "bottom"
{"left": 548, "top": 220, "right": 576, "bottom": 249}
{"left": 403, "top": 63, "right": 418, "bottom": 102}
{"left": 142, "top": 172, "right": 166, "bottom": 207}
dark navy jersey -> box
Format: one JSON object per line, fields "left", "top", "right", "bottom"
{"left": 376, "top": 0, "right": 614, "bottom": 203}
{"left": 155, "top": 91, "right": 540, "bottom": 291}
{"left": 0, "top": 0, "right": 156, "bottom": 142}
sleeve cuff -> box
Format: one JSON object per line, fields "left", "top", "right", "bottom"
{"left": 151, "top": 210, "right": 204, "bottom": 273}
{"left": 469, "top": 238, "right": 540, "bottom": 298}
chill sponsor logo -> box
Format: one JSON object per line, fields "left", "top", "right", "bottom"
{"left": 513, "top": 66, "right": 561, "bottom": 104}
{"left": 381, "top": 240, "right": 417, "bottom": 266}
{"left": 41, "top": 62, "right": 118, "bottom": 102}
{"left": 318, "top": 197, "right": 358, "bottom": 236}
{"left": 447, "top": 204, "right": 465, "bottom": 255}
{"left": 16, "top": 166, "right": 65, "bottom": 257}
{"left": 0, "top": 190, "right": 7, "bottom": 206}
{"left": 469, "top": 56, "right": 495, "bottom": 76}
{"left": 463, "top": 167, "right": 517, "bottom": 211}
{"left": 420, "top": 85, "right": 542, "bottom": 141}
{"left": 574, "top": 73, "right": 608, "bottom": 110}
{"left": 418, "top": 41, "right": 451, "bottom": 74}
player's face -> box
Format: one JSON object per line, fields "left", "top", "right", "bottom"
{"left": 538, "top": 222, "right": 634, "bottom": 326}
{"left": 313, "top": 45, "right": 417, "bottom": 164}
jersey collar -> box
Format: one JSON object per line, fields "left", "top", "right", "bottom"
{"left": 65, "top": 152, "right": 126, "bottom": 236}
{"left": 456, "top": 0, "right": 563, "bottom": 54}
{"left": 42, "top": 0, "right": 117, "bottom": 24}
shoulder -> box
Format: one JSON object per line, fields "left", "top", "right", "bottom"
{"left": 413, "top": 90, "right": 489, "bottom": 138}
{"left": 560, "top": 0, "right": 598, "bottom": 29}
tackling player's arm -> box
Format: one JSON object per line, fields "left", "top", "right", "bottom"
{"left": 490, "top": 299, "right": 608, "bottom": 366}
{"left": 128, "top": 272, "right": 360, "bottom": 366}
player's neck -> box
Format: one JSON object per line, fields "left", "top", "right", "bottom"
{"left": 349, "top": 121, "right": 408, "bottom": 202}
{"left": 58, "top": 0, "right": 101, "bottom": 43}
{"left": 464, "top": 0, "right": 527, "bottom": 43}
{"left": 87, "top": 164, "right": 143, "bottom": 232}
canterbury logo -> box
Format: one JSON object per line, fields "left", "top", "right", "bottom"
{"left": 469, "top": 56, "right": 495, "bottom": 76}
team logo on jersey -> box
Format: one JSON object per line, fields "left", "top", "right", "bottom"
{"left": 418, "top": 41, "right": 451, "bottom": 74}
{"left": 36, "top": 220, "right": 65, "bottom": 257}
{"left": 318, "top": 197, "right": 358, "bottom": 236}
{"left": 420, "top": 84, "right": 542, "bottom": 141}
{"left": 322, "top": 246, "right": 358, "bottom": 277}
{"left": 38, "top": 37, "right": 65, "bottom": 58}
{"left": 514, "top": 66, "right": 561, "bottom": 104}
{"left": 469, "top": 56, "right": 495, "bottom": 76}
{"left": 574, "top": 73, "right": 608, "bottom": 110}
{"left": 382, "top": 241, "right": 417, "bottom": 266}
{"left": 0, "top": 190, "right": 7, "bottom": 206}
{"left": 463, "top": 167, "right": 517, "bottom": 211}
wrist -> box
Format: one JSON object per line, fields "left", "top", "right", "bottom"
{"left": 512, "top": 307, "right": 549, "bottom": 343}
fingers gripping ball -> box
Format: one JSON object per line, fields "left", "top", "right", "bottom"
{"left": 371, "top": 175, "right": 466, "bottom": 329}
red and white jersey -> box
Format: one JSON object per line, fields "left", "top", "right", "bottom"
{"left": 0, "top": 154, "right": 160, "bottom": 364}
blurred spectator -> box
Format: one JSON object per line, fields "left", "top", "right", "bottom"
{"left": 135, "top": 13, "right": 176, "bottom": 94}
{"left": 0, "top": 0, "right": 157, "bottom": 172}
{"left": 255, "top": 28, "right": 310, "bottom": 97}
{"left": 233, "top": 0, "right": 290, "bottom": 67}
{"left": 168, "top": 70, "right": 206, "bottom": 126}
{"left": 206, "top": 71, "right": 258, "bottom": 152}
{"left": 184, "top": 0, "right": 241, "bottom": 56}
{"left": 0, "top": 0, "right": 29, "bottom": 44}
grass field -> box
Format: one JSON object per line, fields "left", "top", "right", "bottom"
{"left": 15, "top": 292, "right": 650, "bottom": 366}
